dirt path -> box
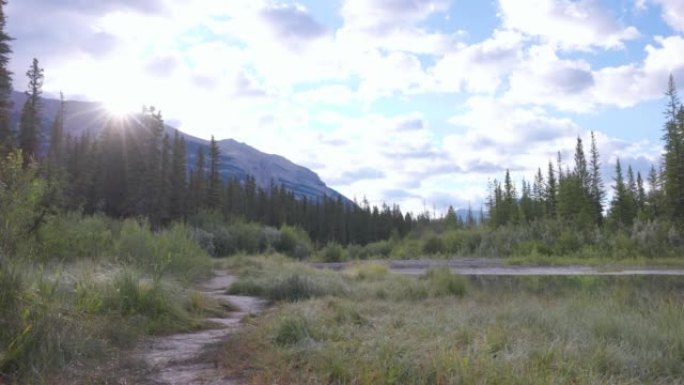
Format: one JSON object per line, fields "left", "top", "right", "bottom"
{"left": 141, "top": 271, "right": 265, "bottom": 385}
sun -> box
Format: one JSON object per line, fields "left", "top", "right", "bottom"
{"left": 102, "top": 94, "right": 139, "bottom": 118}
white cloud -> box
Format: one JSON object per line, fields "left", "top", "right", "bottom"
{"left": 593, "top": 35, "right": 684, "bottom": 108}
{"left": 430, "top": 29, "right": 523, "bottom": 94}
{"left": 504, "top": 44, "right": 595, "bottom": 111}
{"left": 644, "top": 0, "right": 684, "bottom": 32}
{"left": 498, "top": 0, "right": 639, "bottom": 50}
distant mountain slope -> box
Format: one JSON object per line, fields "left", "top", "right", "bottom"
{"left": 11, "top": 91, "right": 348, "bottom": 202}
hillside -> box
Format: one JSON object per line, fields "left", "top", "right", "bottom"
{"left": 11, "top": 91, "right": 347, "bottom": 202}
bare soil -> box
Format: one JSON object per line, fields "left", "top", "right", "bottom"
{"left": 140, "top": 271, "right": 265, "bottom": 385}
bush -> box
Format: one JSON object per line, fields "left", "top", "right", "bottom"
{"left": 422, "top": 235, "right": 444, "bottom": 255}
{"left": 321, "top": 242, "right": 346, "bottom": 262}
{"left": 37, "top": 214, "right": 114, "bottom": 262}
{"left": 116, "top": 219, "right": 211, "bottom": 282}
{"left": 363, "top": 240, "right": 393, "bottom": 258}
{"left": 105, "top": 271, "right": 195, "bottom": 334}
{"left": 277, "top": 225, "right": 313, "bottom": 259}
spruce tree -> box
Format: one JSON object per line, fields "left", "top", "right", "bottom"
{"left": 588, "top": 131, "right": 605, "bottom": 225}
{"left": 609, "top": 158, "right": 636, "bottom": 227}
{"left": 546, "top": 161, "right": 557, "bottom": 218}
{"left": 208, "top": 135, "right": 221, "bottom": 209}
{"left": 18, "top": 58, "right": 44, "bottom": 166}
{"left": 47, "top": 92, "right": 65, "bottom": 177}
{"left": 169, "top": 131, "right": 187, "bottom": 219}
{"left": 662, "top": 75, "right": 684, "bottom": 221}
{"left": 0, "top": 0, "right": 12, "bottom": 156}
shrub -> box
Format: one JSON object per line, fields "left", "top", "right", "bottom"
{"left": 37, "top": 214, "right": 114, "bottom": 261}
{"left": 321, "top": 242, "right": 346, "bottom": 263}
{"left": 363, "top": 240, "right": 393, "bottom": 258}
{"left": 422, "top": 235, "right": 444, "bottom": 255}
{"left": 277, "top": 225, "right": 313, "bottom": 259}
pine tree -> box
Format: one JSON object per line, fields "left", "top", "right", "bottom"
{"left": 0, "top": 0, "right": 12, "bottom": 156}
{"left": 609, "top": 158, "right": 636, "bottom": 227}
{"left": 188, "top": 146, "right": 205, "bottom": 212}
{"left": 662, "top": 75, "right": 684, "bottom": 221}
{"left": 636, "top": 171, "right": 646, "bottom": 213}
{"left": 444, "top": 205, "right": 458, "bottom": 229}
{"left": 588, "top": 131, "right": 605, "bottom": 225}
{"left": 47, "top": 92, "right": 65, "bottom": 178}
{"left": 208, "top": 136, "right": 221, "bottom": 209}
{"left": 18, "top": 58, "right": 44, "bottom": 166}
{"left": 169, "top": 131, "right": 187, "bottom": 219}
{"left": 546, "top": 161, "right": 557, "bottom": 218}
{"left": 574, "top": 136, "right": 589, "bottom": 190}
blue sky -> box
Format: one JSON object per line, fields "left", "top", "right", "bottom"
{"left": 6, "top": 0, "right": 684, "bottom": 213}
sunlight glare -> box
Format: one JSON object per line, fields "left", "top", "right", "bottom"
{"left": 103, "top": 94, "right": 138, "bottom": 118}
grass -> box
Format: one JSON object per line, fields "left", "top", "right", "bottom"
{"left": 0, "top": 214, "right": 217, "bottom": 384}
{"left": 222, "top": 256, "right": 684, "bottom": 384}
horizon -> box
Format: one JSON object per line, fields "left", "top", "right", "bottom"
{"left": 6, "top": 0, "right": 683, "bottom": 213}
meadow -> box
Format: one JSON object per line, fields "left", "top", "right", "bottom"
{"left": 223, "top": 256, "right": 684, "bottom": 385}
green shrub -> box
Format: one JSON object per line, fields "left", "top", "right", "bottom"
{"left": 391, "top": 239, "right": 422, "bottom": 259}
{"left": 37, "top": 214, "right": 114, "bottom": 261}
{"left": 277, "top": 225, "right": 313, "bottom": 259}
{"left": 105, "top": 271, "right": 195, "bottom": 334}
{"left": 321, "top": 242, "right": 346, "bottom": 262}
{"left": 422, "top": 235, "right": 444, "bottom": 255}
{"left": 363, "top": 240, "right": 393, "bottom": 258}
{"left": 116, "top": 220, "right": 211, "bottom": 282}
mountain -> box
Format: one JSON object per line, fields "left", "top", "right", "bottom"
{"left": 11, "top": 91, "right": 348, "bottom": 202}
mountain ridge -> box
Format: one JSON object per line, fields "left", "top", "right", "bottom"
{"left": 11, "top": 91, "right": 348, "bottom": 203}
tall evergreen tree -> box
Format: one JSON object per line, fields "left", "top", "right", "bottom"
{"left": 47, "top": 92, "right": 65, "bottom": 176}
{"left": 169, "top": 131, "right": 187, "bottom": 219}
{"left": 609, "top": 158, "right": 636, "bottom": 227}
{"left": 588, "top": 131, "right": 605, "bottom": 225}
{"left": 208, "top": 136, "right": 221, "bottom": 209}
{"left": 546, "top": 161, "right": 557, "bottom": 218}
{"left": 662, "top": 75, "right": 684, "bottom": 221}
{"left": 18, "top": 58, "right": 44, "bottom": 166}
{"left": 0, "top": 0, "right": 12, "bottom": 156}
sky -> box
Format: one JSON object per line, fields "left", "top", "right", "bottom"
{"left": 5, "top": 0, "right": 684, "bottom": 214}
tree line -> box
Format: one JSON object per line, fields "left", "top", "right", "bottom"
{"left": 486, "top": 76, "right": 683, "bottom": 233}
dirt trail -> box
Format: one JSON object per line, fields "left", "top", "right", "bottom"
{"left": 141, "top": 271, "right": 265, "bottom": 385}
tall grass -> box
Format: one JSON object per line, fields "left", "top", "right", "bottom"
{"left": 222, "top": 257, "right": 684, "bottom": 384}
{"left": 0, "top": 214, "right": 215, "bottom": 384}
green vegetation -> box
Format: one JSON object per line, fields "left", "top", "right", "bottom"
{"left": 0, "top": 186, "right": 215, "bottom": 383}
{"left": 223, "top": 257, "right": 684, "bottom": 384}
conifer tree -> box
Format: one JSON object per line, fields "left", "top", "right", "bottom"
{"left": 546, "top": 161, "right": 557, "bottom": 218}
{"left": 169, "top": 131, "right": 187, "bottom": 219}
{"left": 18, "top": 58, "right": 44, "bottom": 166}
{"left": 47, "top": 92, "right": 65, "bottom": 177}
{"left": 662, "top": 75, "right": 684, "bottom": 221}
{"left": 0, "top": 0, "right": 12, "bottom": 156}
{"left": 588, "top": 132, "right": 605, "bottom": 223}
{"left": 208, "top": 136, "right": 221, "bottom": 209}
{"left": 609, "top": 158, "right": 636, "bottom": 227}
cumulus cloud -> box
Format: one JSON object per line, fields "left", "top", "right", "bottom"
{"left": 260, "top": 3, "right": 327, "bottom": 46}
{"left": 641, "top": 0, "right": 684, "bottom": 32}
{"left": 430, "top": 29, "right": 523, "bottom": 93}
{"left": 498, "top": 0, "right": 639, "bottom": 50}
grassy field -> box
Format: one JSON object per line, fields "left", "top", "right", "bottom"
{"left": 223, "top": 256, "right": 684, "bottom": 385}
